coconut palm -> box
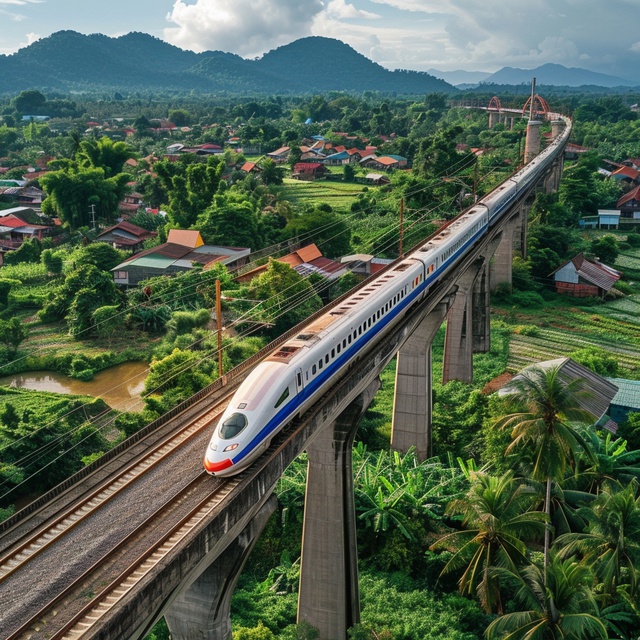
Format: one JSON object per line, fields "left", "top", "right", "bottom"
{"left": 431, "top": 470, "right": 545, "bottom": 614}
{"left": 572, "top": 429, "right": 640, "bottom": 495}
{"left": 486, "top": 556, "right": 608, "bottom": 640}
{"left": 495, "top": 365, "right": 595, "bottom": 579}
{"left": 556, "top": 480, "right": 640, "bottom": 601}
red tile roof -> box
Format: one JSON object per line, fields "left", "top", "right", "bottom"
{"left": 617, "top": 184, "right": 640, "bottom": 207}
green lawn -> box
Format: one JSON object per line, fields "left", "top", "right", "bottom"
{"left": 279, "top": 178, "right": 368, "bottom": 209}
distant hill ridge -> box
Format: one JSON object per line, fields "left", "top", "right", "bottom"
{"left": 0, "top": 31, "right": 454, "bottom": 95}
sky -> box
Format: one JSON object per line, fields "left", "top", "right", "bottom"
{"left": 2, "top": 0, "right": 640, "bottom": 82}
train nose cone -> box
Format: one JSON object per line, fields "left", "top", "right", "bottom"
{"left": 203, "top": 456, "right": 234, "bottom": 474}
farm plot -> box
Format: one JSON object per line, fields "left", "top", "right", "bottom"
{"left": 508, "top": 327, "right": 640, "bottom": 376}
{"left": 279, "top": 178, "right": 368, "bottom": 209}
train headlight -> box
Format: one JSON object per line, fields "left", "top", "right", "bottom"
{"left": 223, "top": 443, "right": 239, "bottom": 452}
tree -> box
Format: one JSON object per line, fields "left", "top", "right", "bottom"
{"left": 41, "top": 248, "right": 64, "bottom": 275}
{"left": 496, "top": 365, "right": 596, "bottom": 580}
{"left": 431, "top": 471, "right": 545, "bottom": 614}
{"left": 486, "top": 557, "right": 607, "bottom": 640}
{"left": 590, "top": 235, "right": 619, "bottom": 265}
{"left": 40, "top": 165, "right": 129, "bottom": 230}
{"left": 12, "top": 89, "right": 46, "bottom": 114}
{"left": 556, "top": 480, "right": 640, "bottom": 601}
{"left": 76, "top": 136, "right": 135, "bottom": 177}
{"left": 248, "top": 260, "right": 323, "bottom": 337}
{"left": 0, "top": 318, "right": 28, "bottom": 354}
{"left": 197, "top": 196, "right": 262, "bottom": 248}
{"left": 92, "top": 305, "right": 123, "bottom": 344}
{"left": 260, "top": 158, "right": 284, "bottom": 185}
{"left": 285, "top": 209, "right": 351, "bottom": 258}
{"left": 72, "top": 243, "right": 126, "bottom": 272}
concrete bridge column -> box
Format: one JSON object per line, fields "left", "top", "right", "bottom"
{"left": 164, "top": 495, "right": 278, "bottom": 640}
{"left": 472, "top": 261, "right": 491, "bottom": 354}
{"left": 442, "top": 260, "right": 483, "bottom": 383}
{"left": 488, "top": 111, "right": 499, "bottom": 128}
{"left": 298, "top": 378, "right": 380, "bottom": 640}
{"left": 513, "top": 203, "right": 531, "bottom": 259}
{"left": 524, "top": 120, "right": 541, "bottom": 164}
{"left": 391, "top": 300, "right": 451, "bottom": 460}
{"left": 490, "top": 219, "right": 517, "bottom": 292}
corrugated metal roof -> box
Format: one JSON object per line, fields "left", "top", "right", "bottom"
{"left": 607, "top": 378, "right": 640, "bottom": 410}
{"left": 574, "top": 254, "right": 620, "bottom": 290}
{"left": 500, "top": 357, "right": 619, "bottom": 420}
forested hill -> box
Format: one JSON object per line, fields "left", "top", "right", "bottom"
{"left": 0, "top": 31, "right": 454, "bottom": 95}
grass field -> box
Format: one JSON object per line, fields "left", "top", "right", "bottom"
{"left": 279, "top": 178, "right": 369, "bottom": 209}
{"left": 501, "top": 244, "right": 640, "bottom": 378}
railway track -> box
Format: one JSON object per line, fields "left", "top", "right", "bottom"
{"left": 0, "top": 396, "right": 234, "bottom": 640}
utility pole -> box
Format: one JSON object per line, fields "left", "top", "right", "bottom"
{"left": 216, "top": 279, "right": 223, "bottom": 378}
{"left": 399, "top": 197, "right": 404, "bottom": 258}
{"left": 90, "top": 203, "right": 97, "bottom": 231}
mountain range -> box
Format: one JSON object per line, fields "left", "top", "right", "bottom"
{"left": 432, "top": 63, "right": 635, "bottom": 88}
{"left": 0, "top": 31, "right": 453, "bottom": 95}
{"left": 1, "top": 31, "right": 637, "bottom": 97}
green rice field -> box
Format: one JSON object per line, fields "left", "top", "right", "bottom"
{"left": 279, "top": 178, "right": 369, "bottom": 209}
{"left": 503, "top": 245, "right": 640, "bottom": 378}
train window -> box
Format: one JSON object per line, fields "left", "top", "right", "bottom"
{"left": 325, "top": 354, "right": 329, "bottom": 364}
{"left": 220, "top": 413, "right": 248, "bottom": 439}
{"left": 358, "top": 326, "right": 362, "bottom": 335}
{"left": 337, "top": 344, "right": 341, "bottom": 354}
{"left": 342, "top": 339, "right": 347, "bottom": 348}
{"left": 318, "top": 359, "right": 323, "bottom": 370}
{"left": 348, "top": 335, "right": 352, "bottom": 344}
{"left": 297, "top": 372, "right": 302, "bottom": 387}
{"left": 274, "top": 387, "right": 290, "bottom": 409}
{"left": 312, "top": 364, "right": 317, "bottom": 375}
{"left": 331, "top": 348, "right": 335, "bottom": 358}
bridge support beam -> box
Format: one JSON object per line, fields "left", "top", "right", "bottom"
{"left": 164, "top": 496, "right": 277, "bottom": 640}
{"left": 298, "top": 378, "right": 380, "bottom": 640}
{"left": 490, "top": 218, "right": 518, "bottom": 292}
{"left": 513, "top": 203, "right": 531, "bottom": 259}
{"left": 472, "top": 261, "right": 491, "bottom": 354}
{"left": 443, "top": 260, "right": 484, "bottom": 383}
{"left": 524, "top": 119, "right": 542, "bottom": 164}
{"left": 390, "top": 300, "right": 450, "bottom": 460}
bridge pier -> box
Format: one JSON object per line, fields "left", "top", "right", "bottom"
{"left": 442, "top": 259, "right": 484, "bottom": 383}
{"left": 164, "top": 496, "right": 278, "bottom": 640}
{"left": 298, "top": 378, "right": 380, "bottom": 640}
{"left": 490, "top": 218, "right": 518, "bottom": 292}
{"left": 472, "top": 261, "right": 491, "bottom": 354}
{"left": 390, "top": 300, "right": 450, "bottom": 460}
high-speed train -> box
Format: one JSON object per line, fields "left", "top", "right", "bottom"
{"left": 204, "top": 114, "right": 572, "bottom": 476}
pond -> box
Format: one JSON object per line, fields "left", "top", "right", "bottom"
{"left": 0, "top": 361, "right": 149, "bottom": 412}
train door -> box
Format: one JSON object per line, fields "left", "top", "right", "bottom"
{"left": 295, "top": 367, "right": 305, "bottom": 395}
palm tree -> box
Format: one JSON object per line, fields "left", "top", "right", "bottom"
{"left": 572, "top": 429, "right": 640, "bottom": 495}
{"left": 556, "top": 480, "right": 640, "bottom": 601}
{"left": 431, "top": 470, "right": 545, "bottom": 614}
{"left": 486, "top": 556, "right": 608, "bottom": 640}
{"left": 495, "top": 365, "right": 595, "bottom": 579}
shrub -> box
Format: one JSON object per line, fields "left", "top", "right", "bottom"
{"left": 510, "top": 290, "right": 545, "bottom": 307}
{"left": 570, "top": 347, "right": 618, "bottom": 376}
{"left": 614, "top": 280, "right": 634, "bottom": 295}
{"left": 513, "top": 325, "right": 540, "bottom": 337}
{"left": 626, "top": 232, "right": 640, "bottom": 248}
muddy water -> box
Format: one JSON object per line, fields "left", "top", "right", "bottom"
{"left": 0, "top": 361, "right": 149, "bottom": 412}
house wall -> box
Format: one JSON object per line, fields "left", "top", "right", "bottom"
{"left": 554, "top": 263, "right": 579, "bottom": 284}
{"left": 555, "top": 282, "right": 600, "bottom": 297}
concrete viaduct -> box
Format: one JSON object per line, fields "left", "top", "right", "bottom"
{"left": 0, "top": 105, "right": 568, "bottom": 640}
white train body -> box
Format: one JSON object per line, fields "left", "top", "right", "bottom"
{"left": 204, "top": 114, "right": 571, "bottom": 476}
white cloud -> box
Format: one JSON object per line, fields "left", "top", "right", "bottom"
{"left": 24, "top": 31, "right": 40, "bottom": 45}
{"left": 165, "top": 0, "right": 324, "bottom": 56}
{"left": 0, "top": 0, "right": 43, "bottom": 4}
{"left": 326, "top": 0, "right": 379, "bottom": 20}
{"left": 631, "top": 41, "right": 640, "bottom": 53}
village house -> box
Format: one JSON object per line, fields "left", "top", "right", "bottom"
{"left": 616, "top": 185, "right": 640, "bottom": 220}
{"left": 550, "top": 253, "right": 621, "bottom": 298}
{"left": 236, "top": 244, "right": 346, "bottom": 284}
{"left": 266, "top": 146, "right": 290, "bottom": 164}
{"left": 112, "top": 230, "right": 250, "bottom": 286}
{"left": 363, "top": 173, "right": 391, "bottom": 186}
{"left": 0, "top": 206, "right": 56, "bottom": 254}
{"left": 292, "top": 162, "right": 327, "bottom": 180}
{"left": 610, "top": 166, "right": 640, "bottom": 184}
{"left": 118, "top": 192, "right": 146, "bottom": 217}
{"left": 95, "top": 220, "right": 157, "bottom": 254}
